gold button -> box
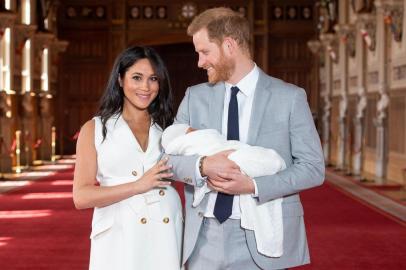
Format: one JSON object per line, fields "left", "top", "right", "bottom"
{"left": 163, "top": 217, "right": 169, "bottom": 223}
{"left": 132, "top": 170, "right": 137, "bottom": 176}
{"left": 159, "top": 190, "right": 165, "bottom": 196}
{"left": 184, "top": 177, "right": 192, "bottom": 183}
{"left": 140, "top": 218, "right": 147, "bottom": 224}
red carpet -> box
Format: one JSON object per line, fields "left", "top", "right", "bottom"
{"left": 0, "top": 171, "right": 405, "bottom": 270}
{"left": 0, "top": 169, "right": 92, "bottom": 270}
{"left": 296, "top": 182, "right": 406, "bottom": 269}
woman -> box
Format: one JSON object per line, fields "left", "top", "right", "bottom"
{"left": 73, "top": 46, "right": 183, "bottom": 270}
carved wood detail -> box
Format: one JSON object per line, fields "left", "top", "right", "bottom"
{"left": 388, "top": 95, "right": 405, "bottom": 154}
{"left": 365, "top": 95, "right": 378, "bottom": 149}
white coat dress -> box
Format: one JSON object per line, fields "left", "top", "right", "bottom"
{"left": 89, "top": 115, "right": 183, "bottom": 270}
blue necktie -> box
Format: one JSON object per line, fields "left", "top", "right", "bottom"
{"left": 213, "top": 86, "right": 239, "bottom": 223}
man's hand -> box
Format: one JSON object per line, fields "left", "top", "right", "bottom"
{"left": 207, "top": 172, "right": 255, "bottom": 195}
{"left": 202, "top": 150, "right": 240, "bottom": 181}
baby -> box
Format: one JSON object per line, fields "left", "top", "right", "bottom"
{"left": 162, "top": 124, "right": 287, "bottom": 257}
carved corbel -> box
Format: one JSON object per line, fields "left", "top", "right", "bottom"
{"left": 32, "top": 31, "right": 56, "bottom": 78}
{"left": 14, "top": 24, "right": 37, "bottom": 55}
{"left": 351, "top": 0, "right": 375, "bottom": 14}
{"left": 357, "top": 13, "right": 377, "bottom": 51}
{"left": 380, "top": 0, "right": 404, "bottom": 42}
{"left": 334, "top": 24, "right": 356, "bottom": 58}
{"left": 0, "top": 9, "right": 16, "bottom": 32}
{"left": 307, "top": 39, "right": 322, "bottom": 54}
{"left": 33, "top": 31, "right": 55, "bottom": 50}
{"left": 320, "top": 33, "right": 339, "bottom": 63}
{"left": 375, "top": 83, "right": 390, "bottom": 125}
{"left": 49, "top": 40, "right": 69, "bottom": 82}
{"left": 356, "top": 86, "right": 367, "bottom": 119}
{"left": 50, "top": 40, "right": 69, "bottom": 53}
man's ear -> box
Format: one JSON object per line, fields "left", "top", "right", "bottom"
{"left": 222, "top": 37, "right": 236, "bottom": 55}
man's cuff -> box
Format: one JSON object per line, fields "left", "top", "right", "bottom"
{"left": 251, "top": 178, "right": 259, "bottom": 197}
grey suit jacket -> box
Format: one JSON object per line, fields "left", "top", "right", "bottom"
{"left": 168, "top": 69, "right": 325, "bottom": 269}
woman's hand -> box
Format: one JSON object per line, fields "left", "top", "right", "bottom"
{"left": 135, "top": 158, "right": 173, "bottom": 193}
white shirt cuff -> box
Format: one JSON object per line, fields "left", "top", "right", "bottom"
{"left": 251, "top": 178, "right": 259, "bottom": 197}
{"left": 195, "top": 156, "right": 206, "bottom": 181}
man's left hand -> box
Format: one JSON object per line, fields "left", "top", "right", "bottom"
{"left": 207, "top": 172, "right": 255, "bottom": 195}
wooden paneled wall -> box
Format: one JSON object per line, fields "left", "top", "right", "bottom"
{"left": 329, "top": 96, "right": 340, "bottom": 165}
{"left": 57, "top": 2, "right": 112, "bottom": 153}
{"left": 388, "top": 90, "right": 406, "bottom": 181}
{"left": 363, "top": 94, "right": 378, "bottom": 176}
{"left": 267, "top": 0, "right": 318, "bottom": 113}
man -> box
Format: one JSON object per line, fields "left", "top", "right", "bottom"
{"left": 167, "top": 7, "right": 325, "bottom": 270}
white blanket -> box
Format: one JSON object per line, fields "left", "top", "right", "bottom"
{"left": 162, "top": 124, "right": 286, "bottom": 257}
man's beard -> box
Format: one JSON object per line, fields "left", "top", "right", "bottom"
{"left": 206, "top": 50, "right": 235, "bottom": 84}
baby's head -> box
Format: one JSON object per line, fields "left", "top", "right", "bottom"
{"left": 162, "top": 124, "right": 192, "bottom": 150}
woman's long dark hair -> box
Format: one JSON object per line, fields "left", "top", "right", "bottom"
{"left": 97, "top": 46, "right": 174, "bottom": 140}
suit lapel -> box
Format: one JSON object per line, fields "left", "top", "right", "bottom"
{"left": 207, "top": 82, "right": 225, "bottom": 132}
{"left": 247, "top": 70, "right": 272, "bottom": 145}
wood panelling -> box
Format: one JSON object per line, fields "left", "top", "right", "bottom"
{"left": 254, "top": 35, "right": 267, "bottom": 70}
{"left": 388, "top": 94, "right": 405, "bottom": 154}
{"left": 387, "top": 152, "right": 406, "bottom": 184}
{"left": 268, "top": 0, "right": 317, "bottom": 113}
{"left": 152, "top": 43, "right": 206, "bottom": 109}
{"left": 58, "top": 67, "right": 107, "bottom": 154}
{"left": 365, "top": 95, "right": 377, "bottom": 149}
{"left": 57, "top": 2, "right": 112, "bottom": 154}
{"left": 363, "top": 94, "right": 378, "bottom": 178}
{"left": 329, "top": 96, "right": 339, "bottom": 165}
{"left": 347, "top": 95, "right": 358, "bottom": 170}
{"left": 62, "top": 31, "right": 109, "bottom": 64}
{"left": 363, "top": 147, "right": 376, "bottom": 177}
{"left": 268, "top": 36, "right": 315, "bottom": 92}
{"left": 387, "top": 91, "right": 406, "bottom": 184}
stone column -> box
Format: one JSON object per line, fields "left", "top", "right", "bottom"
{"left": 374, "top": 83, "right": 390, "bottom": 182}
{"left": 353, "top": 86, "right": 367, "bottom": 175}
{"left": 351, "top": 12, "right": 373, "bottom": 177}
{"left": 32, "top": 31, "right": 55, "bottom": 161}
{"left": 38, "top": 93, "right": 53, "bottom": 160}
{"left": 50, "top": 40, "right": 68, "bottom": 160}
{"left": 373, "top": 1, "right": 393, "bottom": 183}
{"left": 0, "top": 91, "right": 13, "bottom": 173}
{"left": 334, "top": 23, "right": 353, "bottom": 171}
{"left": 319, "top": 33, "right": 336, "bottom": 164}
{"left": 0, "top": 9, "right": 17, "bottom": 173}
{"left": 337, "top": 94, "right": 348, "bottom": 170}
{"left": 21, "top": 92, "right": 36, "bottom": 166}
{"left": 334, "top": 0, "right": 350, "bottom": 171}
{"left": 14, "top": 24, "right": 37, "bottom": 167}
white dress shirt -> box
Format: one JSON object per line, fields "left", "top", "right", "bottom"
{"left": 200, "top": 64, "right": 260, "bottom": 219}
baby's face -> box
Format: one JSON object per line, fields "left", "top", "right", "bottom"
{"left": 186, "top": 127, "right": 197, "bottom": 134}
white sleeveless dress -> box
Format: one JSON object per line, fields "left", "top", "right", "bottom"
{"left": 89, "top": 115, "right": 183, "bottom": 270}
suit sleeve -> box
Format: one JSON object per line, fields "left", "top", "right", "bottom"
{"left": 254, "top": 89, "right": 325, "bottom": 203}
{"left": 165, "top": 87, "right": 203, "bottom": 187}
